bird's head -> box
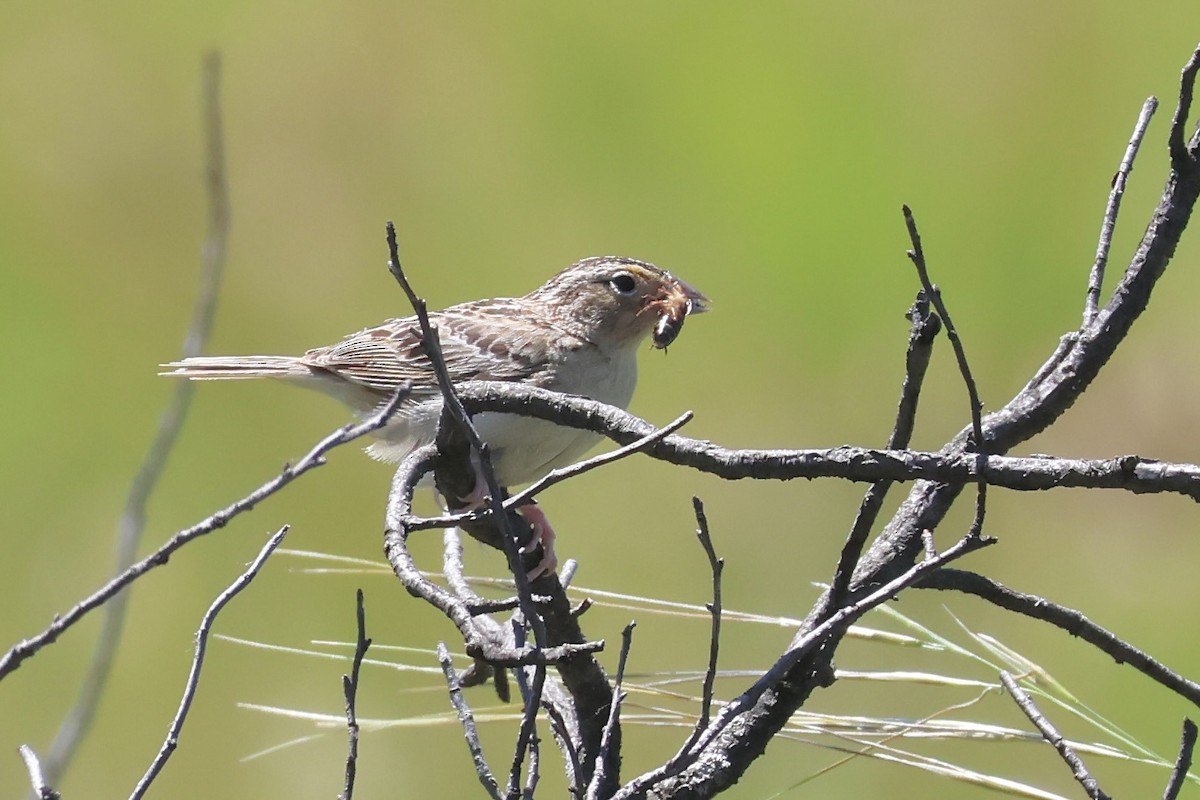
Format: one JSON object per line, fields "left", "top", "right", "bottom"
{"left": 529, "top": 256, "right": 708, "bottom": 351}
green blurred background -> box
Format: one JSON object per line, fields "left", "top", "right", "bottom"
{"left": 4, "top": 3, "right": 1200, "bottom": 797}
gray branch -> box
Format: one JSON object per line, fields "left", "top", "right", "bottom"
{"left": 612, "top": 42, "right": 1200, "bottom": 799}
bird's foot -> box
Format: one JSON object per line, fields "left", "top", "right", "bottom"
{"left": 447, "top": 473, "right": 557, "bottom": 580}
{"left": 516, "top": 503, "right": 558, "bottom": 580}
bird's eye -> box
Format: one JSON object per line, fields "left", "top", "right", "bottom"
{"left": 608, "top": 273, "right": 638, "bottom": 295}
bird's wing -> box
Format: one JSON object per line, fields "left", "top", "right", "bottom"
{"left": 299, "top": 302, "right": 546, "bottom": 394}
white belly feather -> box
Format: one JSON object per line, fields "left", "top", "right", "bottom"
{"left": 367, "top": 345, "right": 639, "bottom": 487}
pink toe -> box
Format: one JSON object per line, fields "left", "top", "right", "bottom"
{"left": 517, "top": 505, "right": 558, "bottom": 579}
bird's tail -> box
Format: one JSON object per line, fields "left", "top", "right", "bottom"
{"left": 160, "top": 355, "right": 311, "bottom": 380}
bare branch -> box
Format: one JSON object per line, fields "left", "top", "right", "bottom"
{"left": 1162, "top": 718, "right": 1197, "bottom": 800}
{"left": 1085, "top": 97, "right": 1158, "bottom": 326}
{"left": 384, "top": 224, "right": 547, "bottom": 591}
{"left": 616, "top": 529, "right": 993, "bottom": 799}
{"left": 0, "top": 388, "right": 407, "bottom": 684}
{"left": 508, "top": 411, "right": 692, "bottom": 509}
{"left": 683, "top": 498, "right": 722, "bottom": 753}
{"left": 832, "top": 292, "right": 939, "bottom": 600}
{"left": 541, "top": 696, "right": 583, "bottom": 793}
{"left": 522, "top": 724, "right": 541, "bottom": 800}
{"left": 18, "top": 746, "right": 60, "bottom": 800}
{"left": 40, "top": 51, "right": 233, "bottom": 786}
{"left": 446, "top": 383, "right": 1200, "bottom": 501}
{"left": 693, "top": 499, "right": 722, "bottom": 734}
{"left": 508, "top": 650, "right": 547, "bottom": 799}
{"left": 903, "top": 205, "right": 989, "bottom": 540}
{"left": 382, "top": 441, "right": 617, "bottom": 789}
{"left": 846, "top": 40, "right": 1200, "bottom": 607}
{"left": 638, "top": 51, "right": 1200, "bottom": 782}
{"left": 588, "top": 622, "right": 635, "bottom": 800}
{"left": 918, "top": 568, "right": 1200, "bottom": 707}
{"left": 1169, "top": 45, "right": 1200, "bottom": 167}
{"left": 437, "top": 641, "right": 502, "bottom": 800}
{"left": 697, "top": 533, "right": 991, "bottom": 760}
{"left": 408, "top": 411, "right": 695, "bottom": 533}
{"left": 442, "top": 528, "right": 524, "bottom": 703}
{"left": 1000, "top": 671, "right": 1111, "bottom": 800}
{"left": 131, "top": 525, "right": 289, "bottom": 800}
{"left": 338, "top": 589, "right": 372, "bottom": 800}
{"left": 442, "top": 527, "right": 483, "bottom": 605}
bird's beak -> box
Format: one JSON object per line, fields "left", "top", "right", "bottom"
{"left": 676, "top": 277, "right": 709, "bottom": 315}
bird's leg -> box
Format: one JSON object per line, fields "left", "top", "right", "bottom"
{"left": 515, "top": 503, "right": 558, "bottom": 580}
{"left": 448, "top": 454, "right": 557, "bottom": 580}
{"left": 459, "top": 467, "right": 490, "bottom": 508}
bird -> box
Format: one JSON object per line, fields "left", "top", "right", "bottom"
{"left": 162, "top": 256, "right": 708, "bottom": 577}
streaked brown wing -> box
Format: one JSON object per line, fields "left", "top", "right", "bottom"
{"left": 299, "top": 303, "right": 542, "bottom": 393}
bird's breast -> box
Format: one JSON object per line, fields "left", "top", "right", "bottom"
{"left": 477, "top": 344, "right": 640, "bottom": 485}
{"left": 540, "top": 342, "right": 639, "bottom": 409}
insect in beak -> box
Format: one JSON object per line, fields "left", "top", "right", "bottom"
{"left": 650, "top": 276, "right": 708, "bottom": 350}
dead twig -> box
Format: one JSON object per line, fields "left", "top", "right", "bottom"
{"left": 41, "top": 51, "right": 233, "bottom": 786}
{"left": 338, "top": 589, "right": 372, "bottom": 800}
{"left": 131, "top": 526, "right": 289, "bottom": 799}
{"left": 0, "top": 388, "right": 406, "bottom": 683}
{"left": 1000, "top": 671, "right": 1111, "bottom": 800}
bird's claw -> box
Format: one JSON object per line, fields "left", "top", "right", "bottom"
{"left": 517, "top": 504, "right": 558, "bottom": 580}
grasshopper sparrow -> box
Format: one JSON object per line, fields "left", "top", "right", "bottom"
{"left": 162, "top": 256, "right": 707, "bottom": 575}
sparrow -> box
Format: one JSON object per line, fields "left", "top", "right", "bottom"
{"left": 162, "top": 256, "right": 708, "bottom": 576}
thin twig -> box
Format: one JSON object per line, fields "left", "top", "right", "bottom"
{"left": 831, "top": 292, "right": 939, "bottom": 600}
{"left": 0, "top": 387, "right": 407, "bottom": 683}
{"left": 338, "top": 589, "right": 372, "bottom": 800}
{"left": 541, "top": 699, "right": 582, "bottom": 793}
{"left": 419, "top": 495, "right": 519, "bottom": 665}
{"left": 587, "top": 622, "right": 636, "bottom": 800}
{"left": 999, "top": 671, "right": 1111, "bottom": 800}
{"left": 383, "top": 225, "right": 546, "bottom": 634}
{"left": 891, "top": 293, "right": 940, "bottom": 449}
{"left": 442, "top": 527, "right": 488, "bottom": 608}
{"left": 679, "top": 498, "right": 722, "bottom": 756}
{"left": 649, "top": 497, "right": 726, "bottom": 783}
{"left": 902, "top": 206, "right": 989, "bottom": 539}
{"left": 1162, "top": 718, "right": 1197, "bottom": 800}
{"left": 507, "top": 411, "right": 692, "bottom": 512}
{"left": 130, "top": 525, "right": 289, "bottom": 800}
{"left": 1169, "top": 45, "right": 1200, "bottom": 167}
{"left": 40, "top": 51, "right": 232, "bottom": 786}
{"left": 917, "top": 568, "right": 1200, "bottom": 707}
{"left": 437, "top": 641, "right": 502, "bottom": 800}
{"left": 508, "top": 658, "right": 547, "bottom": 799}
{"left": 409, "top": 410, "right": 694, "bottom": 532}
{"left": 504, "top": 612, "right": 541, "bottom": 799}
{"left": 1084, "top": 97, "right": 1158, "bottom": 326}
{"left": 523, "top": 745, "right": 540, "bottom": 800}
{"left": 523, "top": 719, "right": 541, "bottom": 800}
{"left": 18, "top": 746, "right": 60, "bottom": 800}
{"left": 385, "top": 450, "right": 498, "bottom": 643}
{"left": 444, "top": 528, "right": 524, "bottom": 699}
